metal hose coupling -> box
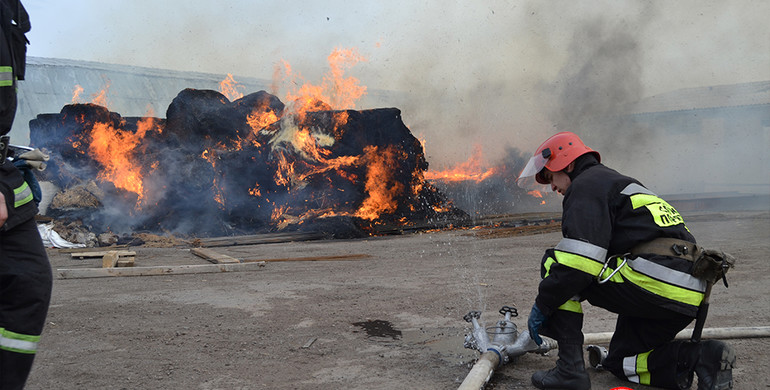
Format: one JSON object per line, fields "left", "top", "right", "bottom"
{"left": 586, "top": 344, "right": 608, "bottom": 370}
{"left": 463, "top": 306, "right": 557, "bottom": 367}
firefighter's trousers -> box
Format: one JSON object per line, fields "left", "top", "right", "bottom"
{"left": 0, "top": 217, "right": 52, "bottom": 390}
{"left": 541, "top": 281, "right": 695, "bottom": 389}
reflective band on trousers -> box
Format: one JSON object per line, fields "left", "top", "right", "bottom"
{"left": 0, "top": 66, "right": 13, "bottom": 87}
{"left": 14, "top": 181, "right": 34, "bottom": 208}
{"left": 0, "top": 328, "right": 40, "bottom": 354}
{"left": 623, "top": 350, "right": 652, "bottom": 385}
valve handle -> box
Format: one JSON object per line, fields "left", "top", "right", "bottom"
{"left": 463, "top": 311, "right": 481, "bottom": 322}
{"left": 499, "top": 306, "right": 518, "bottom": 317}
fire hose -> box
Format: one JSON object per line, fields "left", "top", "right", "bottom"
{"left": 458, "top": 306, "right": 770, "bottom": 390}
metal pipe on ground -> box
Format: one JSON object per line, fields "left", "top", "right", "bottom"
{"left": 457, "top": 351, "right": 500, "bottom": 390}
{"left": 583, "top": 326, "right": 770, "bottom": 345}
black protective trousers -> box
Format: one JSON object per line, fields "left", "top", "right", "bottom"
{"left": 541, "top": 280, "right": 695, "bottom": 389}
{"left": 0, "top": 217, "right": 52, "bottom": 390}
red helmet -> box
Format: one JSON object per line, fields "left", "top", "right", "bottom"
{"left": 518, "top": 131, "right": 600, "bottom": 186}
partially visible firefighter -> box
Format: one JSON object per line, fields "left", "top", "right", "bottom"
{"left": 0, "top": 1, "right": 53, "bottom": 389}
{"left": 517, "top": 131, "right": 736, "bottom": 390}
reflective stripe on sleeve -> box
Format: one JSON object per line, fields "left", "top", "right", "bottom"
{"left": 557, "top": 299, "right": 583, "bottom": 313}
{"left": 0, "top": 66, "right": 13, "bottom": 87}
{"left": 14, "top": 181, "right": 34, "bottom": 208}
{"left": 0, "top": 328, "right": 40, "bottom": 354}
{"left": 553, "top": 250, "right": 605, "bottom": 276}
{"left": 543, "top": 256, "right": 556, "bottom": 278}
{"left": 555, "top": 238, "right": 608, "bottom": 262}
{"left": 553, "top": 238, "right": 608, "bottom": 277}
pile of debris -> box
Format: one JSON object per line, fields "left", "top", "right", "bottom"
{"left": 30, "top": 89, "right": 468, "bottom": 239}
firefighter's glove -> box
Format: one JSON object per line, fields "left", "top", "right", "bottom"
{"left": 528, "top": 303, "right": 547, "bottom": 345}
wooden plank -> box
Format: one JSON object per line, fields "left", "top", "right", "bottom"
{"left": 190, "top": 248, "right": 241, "bottom": 264}
{"left": 56, "top": 262, "right": 267, "bottom": 279}
{"left": 102, "top": 252, "right": 119, "bottom": 268}
{"left": 58, "top": 245, "right": 129, "bottom": 254}
{"left": 71, "top": 250, "right": 136, "bottom": 259}
{"left": 242, "top": 254, "right": 370, "bottom": 263}
{"left": 116, "top": 258, "right": 135, "bottom": 267}
{"left": 195, "top": 232, "right": 325, "bottom": 248}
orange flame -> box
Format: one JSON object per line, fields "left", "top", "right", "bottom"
{"left": 71, "top": 85, "right": 84, "bottom": 103}
{"left": 87, "top": 123, "right": 145, "bottom": 204}
{"left": 247, "top": 110, "right": 279, "bottom": 134}
{"left": 219, "top": 73, "right": 245, "bottom": 101}
{"left": 424, "top": 145, "right": 498, "bottom": 183}
{"left": 324, "top": 48, "right": 368, "bottom": 109}
{"left": 90, "top": 80, "right": 111, "bottom": 107}
{"left": 528, "top": 190, "right": 543, "bottom": 198}
{"left": 355, "top": 145, "right": 405, "bottom": 220}
{"left": 281, "top": 47, "right": 367, "bottom": 116}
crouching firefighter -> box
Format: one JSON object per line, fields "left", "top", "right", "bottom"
{"left": 517, "top": 131, "right": 736, "bottom": 390}
{"left": 0, "top": 1, "right": 53, "bottom": 389}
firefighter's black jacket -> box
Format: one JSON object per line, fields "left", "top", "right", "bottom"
{"left": 535, "top": 154, "right": 702, "bottom": 318}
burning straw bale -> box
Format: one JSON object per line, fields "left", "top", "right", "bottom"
{"left": 30, "top": 89, "right": 468, "bottom": 239}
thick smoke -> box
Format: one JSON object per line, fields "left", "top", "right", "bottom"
{"left": 24, "top": 1, "right": 770, "bottom": 199}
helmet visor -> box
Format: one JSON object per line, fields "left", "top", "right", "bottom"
{"left": 516, "top": 152, "right": 550, "bottom": 189}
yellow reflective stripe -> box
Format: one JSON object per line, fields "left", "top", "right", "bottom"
{"left": 618, "top": 262, "right": 704, "bottom": 306}
{"left": 553, "top": 249, "right": 625, "bottom": 283}
{"left": 555, "top": 238, "right": 607, "bottom": 262}
{"left": 557, "top": 299, "right": 582, "bottom": 313}
{"left": 628, "top": 193, "right": 685, "bottom": 228}
{"left": 601, "top": 258, "right": 625, "bottom": 283}
{"left": 0, "top": 328, "right": 40, "bottom": 354}
{"left": 627, "top": 256, "right": 706, "bottom": 292}
{"left": 623, "top": 350, "right": 652, "bottom": 384}
{"left": 543, "top": 256, "right": 556, "bottom": 278}
{"left": 13, "top": 181, "right": 34, "bottom": 207}
{"left": 554, "top": 250, "right": 605, "bottom": 276}
{"left": 637, "top": 351, "right": 651, "bottom": 385}
{"left": 0, "top": 66, "right": 12, "bottom": 87}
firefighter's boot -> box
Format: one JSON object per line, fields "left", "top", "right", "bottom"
{"left": 678, "top": 340, "right": 736, "bottom": 390}
{"left": 531, "top": 343, "right": 590, "bottom": 390}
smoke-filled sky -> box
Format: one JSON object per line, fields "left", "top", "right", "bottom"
{"left": 24, "top": 1, "right": 770, "bottom": 180}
